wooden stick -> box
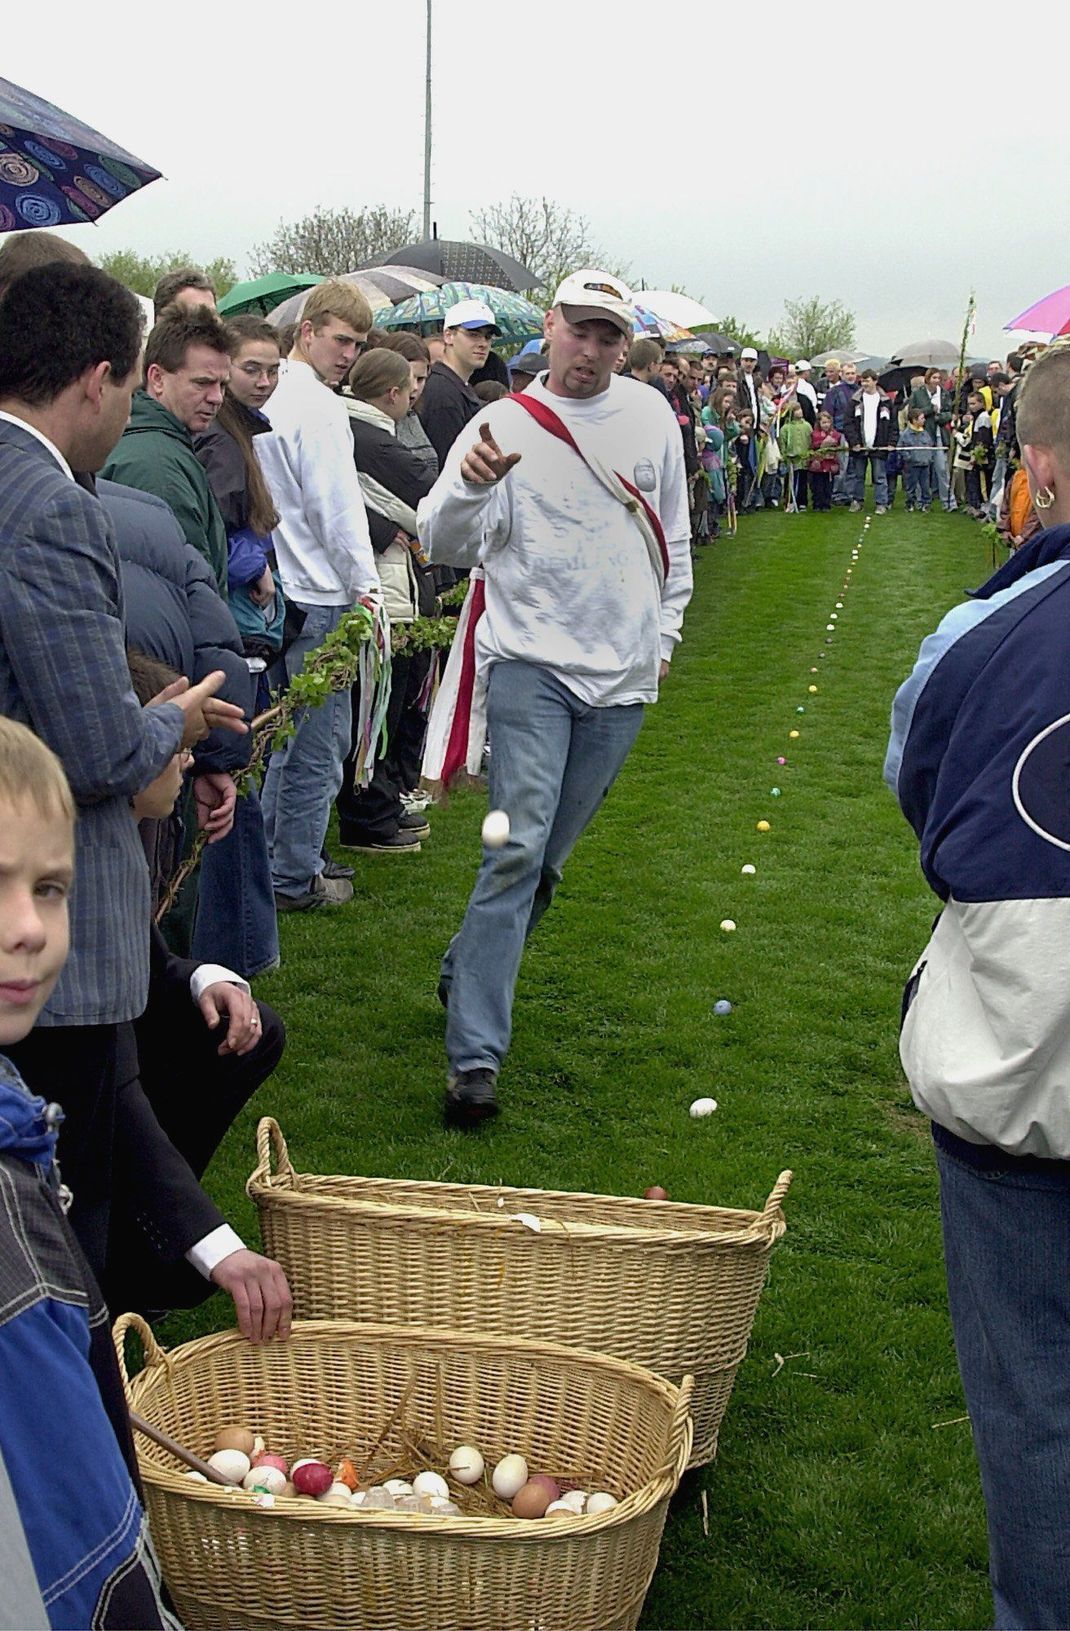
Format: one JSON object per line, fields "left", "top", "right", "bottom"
{"left": 129, "top": 1409, "right": 232, "bottom": 1485}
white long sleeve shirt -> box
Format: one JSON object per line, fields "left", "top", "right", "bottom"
{"left": 254, "top": 359, "right": 378, "bottom": 606}
{"left": 418, "top": 374, "right": 693, "bottom": 707}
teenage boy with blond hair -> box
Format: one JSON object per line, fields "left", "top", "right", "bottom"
{"left": 255, "top": 281, "right": 382, "bottom": 910}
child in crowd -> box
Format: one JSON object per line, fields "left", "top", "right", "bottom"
{"left": 733, "top": 410, "right": 759, "bottom": 511}
{"left": 951, "top": 392, "right": 994, "bottom": 516}
{"left": 809, "top": 411, "right": 843, "bottom": 511}
{"left": 0, "top": 718, "right": 181, "bottom": 1630}
{"left": 779, "top": 403, "right": 814, "bottom": 511}
{"left": 698, "top": 416, "right": 726, "bottom": 539}
{"left": 898, "top": 408, "right": 934, "bottom": 512}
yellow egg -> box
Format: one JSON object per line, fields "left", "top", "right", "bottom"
{"left": 789, "top": 729, "right": 800, "bottom": 739}
{"left": 756, "top": 820, "right": 771, "bottom": 833}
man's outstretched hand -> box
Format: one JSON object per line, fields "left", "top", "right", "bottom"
{"left": 460, "top": 423, "right": 522, "bottom": 486}
{"left": 210, "top": 1248, "right": 292, "bottom": 1342}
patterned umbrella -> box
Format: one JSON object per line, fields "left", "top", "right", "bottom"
{"left": 378, "top": 281, "right": 546, "bottom": 343}
{"left": 633, "top": 303, "right": 692, "bottom": 342}
{"left": 362, "top": 240, "right": 537, "bottom": 293}
{"left": 267, "top": 266, "right": 445, "bottom": 328}
{"left": 0, "top": 75, "right": 160, "bottom": 231}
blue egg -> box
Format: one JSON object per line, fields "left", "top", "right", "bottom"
{"left": 713, "top": 999, "right": 733, "bottom": 1016}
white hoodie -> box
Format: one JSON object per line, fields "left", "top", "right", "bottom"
{"left": 417, "top": 374, "right": 692, "bottom": 707}
{"left": 255, "top": 359, "right": 378, "bottom": 606}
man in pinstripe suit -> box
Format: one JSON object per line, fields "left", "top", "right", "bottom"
{"left": 0, "top": 263, "right": 290, "bottom": 1339}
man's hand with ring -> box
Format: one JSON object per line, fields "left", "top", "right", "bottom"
{"left": 460, "top": 423, "right": 522, "bottom": 486}
{"left": 198, "top": 981, "right": 263, "bottom": 1056}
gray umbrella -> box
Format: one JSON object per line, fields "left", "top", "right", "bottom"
{"left": 361, "top": 239, "right": 537, "bottom": 293}
{"left": 267, "top": 266, "right": 445, "bottom": 328}
{"left": 888, "top": 337, "right": 961, "bottom": 367}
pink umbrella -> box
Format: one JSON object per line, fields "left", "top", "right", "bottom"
{"left": 1004, "top": 285, "right": 1070, "bottom": 342}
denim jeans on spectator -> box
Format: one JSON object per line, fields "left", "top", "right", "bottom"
{"left": 261, "top": 601, "right": 352, "bottom": 898}
{"left": 832, "top": 445, "right": 850, "bottom": 502}
{"left": 905, "top": 465, "right": 932, "bottom": 508}
{"left": 192, "top": 783, "right": 279, "bottom": 977}
{"left": 440, "top": 661, "right": 644, "bottom": 1075}
{"left": 987, "top": 452, "right": 1007, "bottom": 520}
{"left": 848, "top": 451, "right": 888, "bottom": 507}
{"left": 935, "top": 1133, "right": 1070, "bottom": 1631}
{"left": 933, "top": 442, "right": 956, "bottom": 509}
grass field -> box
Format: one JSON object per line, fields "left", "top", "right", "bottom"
{"left": 161, "top": 501, "right": 1000, "bottom": 1630}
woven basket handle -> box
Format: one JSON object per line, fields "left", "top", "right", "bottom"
{"left": 254, "top": 1116, "right": 296, "bottom": 1187}
{"left": 112, "top": 1311, "right": 167, "bottom": 1394}
{"left": 760, "top": 1169, "right": 793, "bottom": 1223}
{"left": 664, "top": 1374, "right": 694, "bottom": 1476}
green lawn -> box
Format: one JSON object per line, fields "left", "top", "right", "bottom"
{"left": 161, "top": 500, "right": 999, "bottom": 1631}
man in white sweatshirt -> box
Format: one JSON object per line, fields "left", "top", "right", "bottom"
{"left": 418, "top": 269, "right": 693, "bottom": 1127}
{"left": 255, "top": 282, "right": 381, "bottom": 910}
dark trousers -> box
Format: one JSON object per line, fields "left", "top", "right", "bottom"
{"left": 393, "top": 648, "right": 434, "bottom": 793}
{"left": 967, "top": 466, "right": 991, "bottom": 509}
{"left": 790, "top": 469, "right": 809, "bottom": 509}
{"left": 905, "top": 465, "right": 932, "bottom": 507}
{"left": 810, "top": 472, "right": 832, "bottom": 510}
{"left": 336, "top": 654, "right": 414, "bottom": 842}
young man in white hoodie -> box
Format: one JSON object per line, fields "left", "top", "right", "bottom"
{"left": 419, "top": 270, "right": 693, "bottom": 1127}
{"left": 255, "top": 282, "right": 381, "bottom": 910}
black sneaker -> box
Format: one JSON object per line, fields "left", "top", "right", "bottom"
{"left": 398, "top": 809, "right": 431, "bottom": 839}
{"left": 339, "top": 828, "right": 422, "bottom": 854}
{"left": 444, "top": 1068, "right": 499, "bottom": 1129}
{"left": 321, "top": 853, "right": 355, "bottom": 881}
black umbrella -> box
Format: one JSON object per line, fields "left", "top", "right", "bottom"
{"left": 362, "top": 239, "right": 537, "bottom": 293}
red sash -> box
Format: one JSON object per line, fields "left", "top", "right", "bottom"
{"left": 508, "top": 392, "right": 671, "bottom": 582}
{"left": 440, "top": 573, "right": 486, "bottom": 789}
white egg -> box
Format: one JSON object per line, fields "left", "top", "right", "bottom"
{"left": 384, "top": 1479, "right": 413, "bottom": 1497}
{"left": 482, "top": 809, "right": 510, "bottom": 848}
{"left": 689, "top": 1097, "right": 718, "bottom": 1118}
{"left": 560, "top": 1489, "right": 587, "bottom": 1513}
{"left": 448, "top": 1445, "right": 485, "bottom": 1485}
{"left": 491, "top": 1454, "right": 529, "bottom": 1499}
{"left": 544, "top": 1498, "right": 576, "bottom": 1516}
{"left": 349, "top": 1490, "right": 368, "bottom": 1507}
{"left": 207, "top": 1449, "right": 251, "bottom": 1485}
{"left": 320, "top": 1481, "right": 354, "bottom": 1501}
{"left": 412, "top": 1471, "right": 450, "bottom": 1500}
{"left": 243, "top": 1465, "right": 287, "bottom": 1495}
{"left": 183, "top": 1470, "right": 208, "bottom": 1483}
{"left": 741, "top": 864, "right": 756, "bottom": 875}
{"left": 585, "top": 1491, "right": 619, "bottom": 1515}
{"left": 720, "top": 919, "right": 736, "bottom": 933}
{"left": 251, "top": 1435, "right": 266, "bottom": 1457}
{"left": 431, "top": 1497, "right": 461, "bottom": 1515}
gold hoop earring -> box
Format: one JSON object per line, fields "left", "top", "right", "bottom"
{"left": 1035, "top": 486, "right": 1056, "bottom": 510}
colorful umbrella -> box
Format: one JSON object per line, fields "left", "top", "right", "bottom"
{"left": 636, "top": 290, "right": 719, "bottom": 331}
{"left": 1004, "top": 284, "right": 1070, "bottom": 342}
{"left": 379, "top": 281, "right": 546, "bottom": 343}
{"left": 363, "top": 240, "right": 536, "bottom": 293}
{"left": 267, "top": 266, "right": 445, "bottom": 328}
{"left": 633, "top": 303, "right": 692, "bottom": 342}
{"left": 218, "top": 273, "right": 322, "bottom": 317}
{"left": 0, "top": 75, "right": 160, "bottom": 231}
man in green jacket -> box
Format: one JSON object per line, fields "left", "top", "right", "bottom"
{"left": 907, "top": 366, "right": 957, "bottom": 513}
{"left": 103, "top": 305, "right": 232, "bottom": 593}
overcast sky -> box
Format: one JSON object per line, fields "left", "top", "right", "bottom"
{"left": 10, "top": 0, "right": 1061, "bottom": 358}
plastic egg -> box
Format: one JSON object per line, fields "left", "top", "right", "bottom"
{"left": 291, "top": 1461, "right": 333, "bottom": 1497}
{"left": 213, "top": 1426, "right": 256, "bottom": 1457}
{"left": 586, "top": 1492, "right": 619, "bottom": 1515}
{"left": 690, "top": 1097, "right": 718, "bottom": 1117}
{"left": 492, "top": 1454, "right": 529, "bottom": 1499}
{"left": 243, "top": 1465, "right": 287, "bottom": 1495}
{"left": 207, "top": 1449, "right": 251, "bottom": 1485}
{"left": 448, "top": 1445, "right": 485, "bottom": 1485}
{"left": 512, "top": 1479, "right": 555, "bottom": 1519}
{"left": 413, "top": 1471, "right": 450, "bottom": 1501}
{"left": 430, "top": 1497, "right": 461, "bottom": 1515}
{"left": 363, "top": 1486, "right": 396, "bottom": 1511}
{"left": 384, "top": 1479, "right": 413, "bottom": 1497}
{"left": 349, "top": 1490, "right": 368, "bottom": 1507}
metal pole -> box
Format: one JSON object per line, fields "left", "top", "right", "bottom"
{"left": 422, "top": 0, "right": 432, "bottom": 239}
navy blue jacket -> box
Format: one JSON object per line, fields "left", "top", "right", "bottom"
{"left": 99, "top": 479, "right": 253, "bottom": 774}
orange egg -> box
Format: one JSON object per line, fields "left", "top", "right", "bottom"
{"left": 512, "top": 1479, "right": 554, "bottom": 1519}
{"left": 336, "top": 1457, "right": 359, "bottom": 1491}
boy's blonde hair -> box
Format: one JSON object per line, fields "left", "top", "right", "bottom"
{"left": 0, "top": 718, "right": 75, "bottom": 825}
{"left": 301, "top": 280, "right": 373, "bottom": 337}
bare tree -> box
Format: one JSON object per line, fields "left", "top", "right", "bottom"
{"left": 249, "top": 205, "right": 416, "bottom": 277}
{"left": 469, "top": 195, "right": 627, "bottom": 303}
{"left": 767, "top": 296, "right": 856, "bottom": 359}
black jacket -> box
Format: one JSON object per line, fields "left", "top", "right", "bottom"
{"left": 194, "top": 403, "right": 272, "bottom": 535}
{"left": 844, "top": 389, "right": 898, "bottom": 452}
{"left": 349, "top": 413, "right": 438, "bottom": 618}
{"left": 99, "top": 478, "right": 253, "bottom": 774}
{"left": 416, "top": 361, "right": 482, "bottom": 468}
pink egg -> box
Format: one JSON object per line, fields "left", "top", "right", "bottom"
{"left": 252, "top": 1453, "right": 289, "bottom": 1477}
{"left": 292, "top": 1461, "right": 333, "bottom": 1497}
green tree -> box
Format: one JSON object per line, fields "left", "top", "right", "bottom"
{"left": 469, "top": 195, "right": 628, "bottom": 305}
{"left": 766, "top": 296, "right": 855, "bottom": 359}
{"left": 96, "top": 249, "right": 236, "bottom": 300}
{"left": 249, "top": 205, "right": 416, "bottom": 277}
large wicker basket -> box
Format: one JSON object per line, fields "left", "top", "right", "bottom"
{"left": 115, "top": 1313, "right": 692, "bottom": 1631}
{"left": 248, "top": 1118, "right": 790, "bottom": 1467}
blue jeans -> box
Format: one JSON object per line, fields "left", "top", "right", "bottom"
{"left": 935, "top": 1132, "right": 1070, "bottom": 1630}
{"left": 261, "top": 602, "right": 352, "bottom": 898}
{"left": 832, "top": 443, "right": 850, "bottom": 502}
{"left": 192, "top": 784, "right": 279, "bottom": 977}
{"left": 848, "top": 451, "right": 888, "bottom": 506}
{"left": 933, "top": 442, "right": 956, "bottom": 509}
{"left": 987, "top": 452, "right": 1008, "bottom": 521}
{"left": 904, "top": 464, "right": 932, "bottom": 508}
{"left": 441, "top": 661, "right": 644, "bottom": 1074}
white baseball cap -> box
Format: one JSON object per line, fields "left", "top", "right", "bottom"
{"left": 552, "top": 268, "right": 635, "bottom": 337}
{"left": 741, "top": 346, "right": 759, "bottom": 360}
{"left": 795, "top": 358, "right": 812, "bottom": 372}
{"left": 443, "top": 298, "right": 501, "bottom": 334}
